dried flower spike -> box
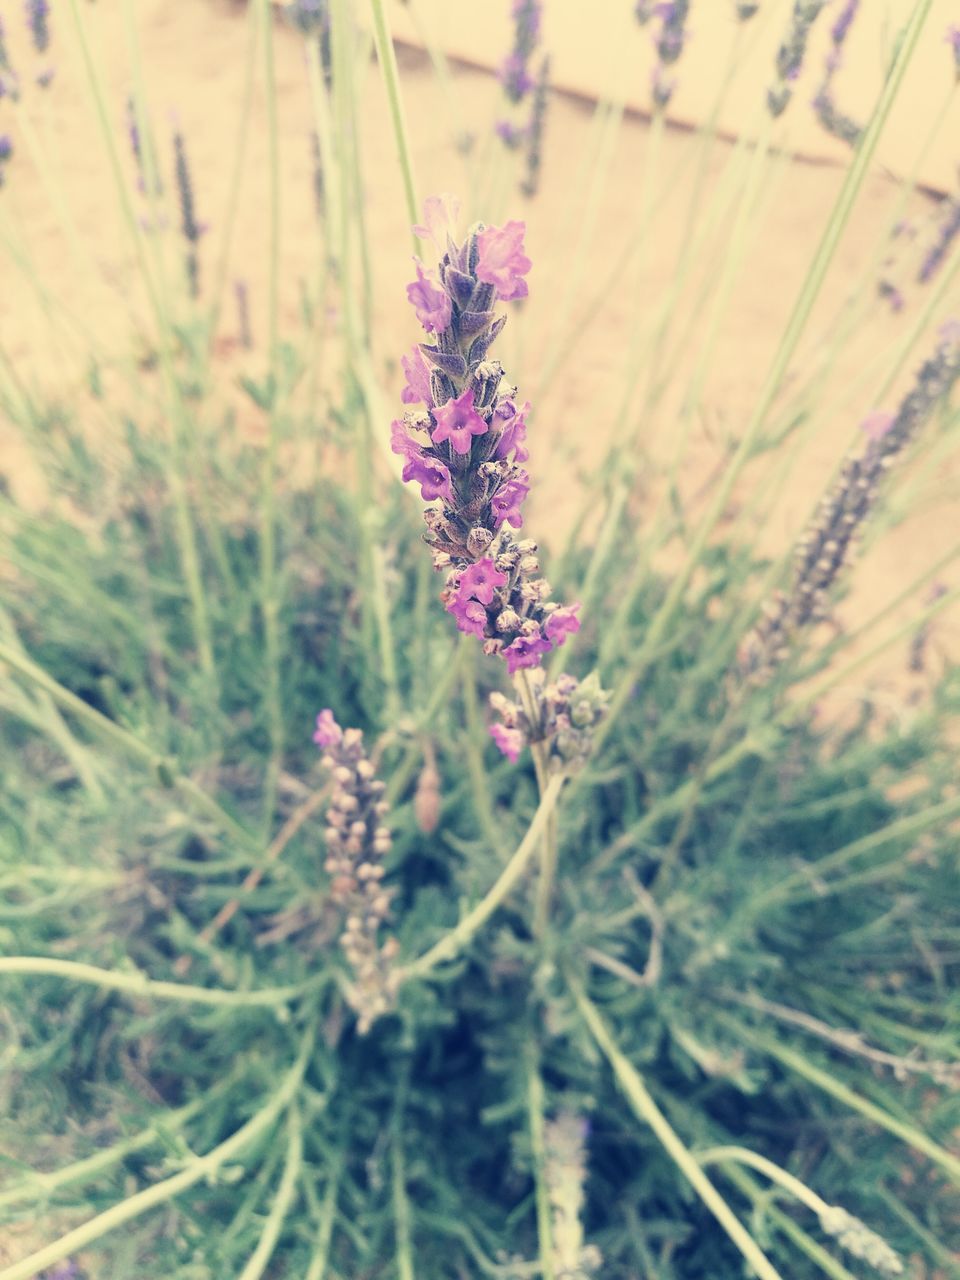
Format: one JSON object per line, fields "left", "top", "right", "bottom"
{"left": 818, "top": 1206, "right": 903, "bottom": 1276}
{"left": 394, "top": 195, "right": 581, "bottom": 677}
{"left": 543, "top": 1110, "right": 603, "bottom": 1279}
{"left": 741, "top": 325, "right": 960, "bottom": 679}
{"left": 314, "top": 709, "right": 400, "bottom": 1033}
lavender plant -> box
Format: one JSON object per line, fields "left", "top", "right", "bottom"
{"left": 1, "top": 2, "right": 960, "bottom": 1277}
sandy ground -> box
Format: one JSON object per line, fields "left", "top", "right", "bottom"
{"left": 0, "top": 0, "right": 958, "bottom": 712}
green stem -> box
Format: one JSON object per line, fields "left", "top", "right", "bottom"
{"left": 695, "top": 1147, "right": 829, "bottom": 1217}
{"left": 237, "top": 1106, "right": 303, "bottom": 1280}
{"left": 205, "top": 0, "right": 261, "bottom": 356}
{"left": 401, "top": 774, "right": 565, "bottom": 982}
{"left": 0, "top": 956, "right": 318, "bottom": 1008}
{"left": 256, "top": 0, "right": 285, "bottom": 837}
{"left": 0, "top": 1030, "right": 313, "bottom": 1280}
{"left": 516, "top": 670, "right": 557, "bottom": 938}
{"left": 368, "top": 0, "right": 419, "bottom": 234}
{"left": 462, "top": 647, "right": 509, "bottom": 860}
{"left": 391, "top": 1084, "right": 416, "bottom": 1280}
{"left": 526, "top": 1041, "right": 555, "bottom": 1280}
{"left": 725, "top": 1019, "right": 960, "bottom": 1188}
{"left": 305, "top": 1142, "right": 345, "bottom": 1280}
{"left": 568, "top": 976, "right": 784, "bottom": 1280}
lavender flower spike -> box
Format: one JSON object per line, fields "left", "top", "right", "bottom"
{"left": 26, "top": 0, "right": 50, "bottom": 54}
{"left": 741, "top": 324, "right": 960, "bottom": 679}
{"left": 767, "top": 1, "right": 829, "bottom": 117}
{"left": 395, "top": 197, "right": 581, "bottom": 678}
{"left": 314, "top": 710, "right": 400, "bottom": 1033}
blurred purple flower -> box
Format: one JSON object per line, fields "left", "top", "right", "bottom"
{"left": 406, "top": 259, "right": 452, "bottom": 333}
{"left": 476, "top": 220, "right": 531, "bottom": 301}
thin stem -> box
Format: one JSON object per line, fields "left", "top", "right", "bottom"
{"left": 462, "top": 647, "right": 509, "bottom": 860}
{"left": 237, "top": 1107, "right": 304, "bottom": 1280}
{"left": 391, "top": 1080, "right": 416, "bottom": 1280}
{"left": 0, "top": 1030, "right": 313, "bottom": 1280}
{"left": 725, "top": 1018, "right": 960, "bottom": 1188}
{"left": 695, "top": 1147, "right": 829, "bottom": 1217}
{"left": 515, "top": 670, "right": 557, "bottom": 938}
{"left": 0, "top": 956, "right": 319, "bottom": 1008}
{"left": 256, "top": 0, "right": 285, "bottom": 838}
{"left": 305, "top": 1142, "right": 345, "bottom": 1280}
{"left": 568, "top": 976, "right": 784, "bottom": 1280}
{"left": 401, "top": 774, "right": 565, "bottom": 982}
{"left": 526, "top": 1040, "right": 555, "bottom": 1280}
{"left": 368, "top": 0, "right": 420, "bottom": 234}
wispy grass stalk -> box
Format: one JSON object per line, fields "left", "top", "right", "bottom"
{"left": 64, "top": 0, "right": 218, "bottom": 678}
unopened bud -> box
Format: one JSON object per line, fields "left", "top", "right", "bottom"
{"left": 467, "top": 527, "right": 494, "bottom": 556}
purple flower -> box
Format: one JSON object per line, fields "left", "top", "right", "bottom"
{"left": 406, "top": 259, "right": 452, "bottom": 334}
{"left": 495, "top": 119, "right": 528, "bottom": 149}
{"left": 503, "top": 631, "right": 552, "bottom": 674}
{"left": 402, "top": 454, "right": 454, "bottom": 503}
{"left": 0, "top": 135, "right": 12, "bottom": 163}
{"left": 831, "top": 0, "right": 858, "bottom": 46}
{"left": 493, "top": 399, "right": 531, "bottom": 462}
{"left": 544, "top": 604, "right": 581, "bottom": 646}
{"left": 947, "top": 25, "right": 960, "bottom": 75}
{"left": 447, "top": 596, "right": 488, "bottom": 637}
{"left": 458, "top": 557, "right": 507, "bottom": 605}
{"left": 431, "top": 385, "right": 489, "bottom": 454}
{"left": 491, "top": 476, "right": 529, "bottom": 529}
{"left": 490, "top": 722, "right": 525, "bottom": 763}
{"left": 26, "top": 0, "right": 49, "bottom": 54}
{"left": 400, "top": 345, "right": 434, "bottom": 408}
{"left": 476, "top": 221, "right": 531, "bottom": 302}
{"left": 313, "top": 709, "right": 343, "bottom": 748}
{"left": 498, "top": 52, "right": 535, "bottom": 100}
{"left": 413, "top": 193, "right": 461, "bottom": 253}
{"left": 390, "top": 418, "right": 423, "bottom": 459}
